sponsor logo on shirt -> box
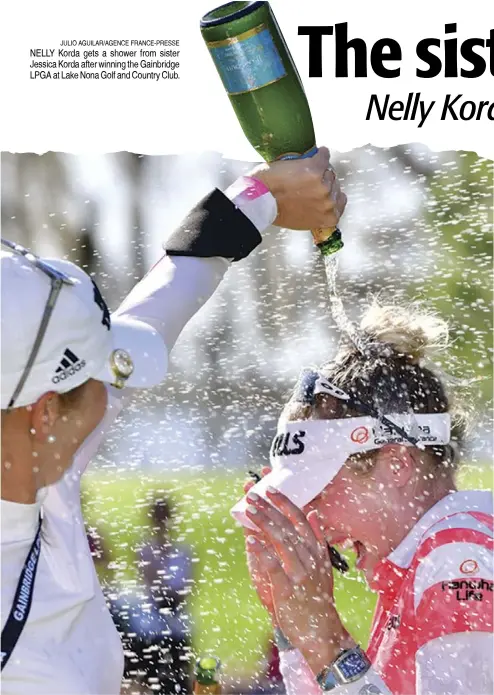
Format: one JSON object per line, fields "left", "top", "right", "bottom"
{"left": 271, "top": 430, "right": 306, "bottom": 457}
{"left": 460, "top": 559, "right": 479, "bottom": 575}
{"left": 441, "top": 578, "right": 493, "bottom": 601}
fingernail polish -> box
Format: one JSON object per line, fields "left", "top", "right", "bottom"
{"left": 247, "top": 492, "right": 259, "bottom": 502}
{"left": 247, "top": 505, "right": 257, "bottom": 514}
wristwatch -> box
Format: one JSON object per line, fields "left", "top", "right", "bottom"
{"left": 316, "top": 646, "right": 371, "bottom": 691}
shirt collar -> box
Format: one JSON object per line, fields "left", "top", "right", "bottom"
{"left": 369, "top": 490, "right": 492, "bottom": 595}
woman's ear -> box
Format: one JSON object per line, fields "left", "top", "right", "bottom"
{"left": 375, "top": 444, "right": 415, "bottom": 489}
{"left": 29, "top": 392, "right": 61, "bottom": 442}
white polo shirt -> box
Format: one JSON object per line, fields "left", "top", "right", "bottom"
{"left": 1, "top": 432, "right": 124, "bottom": 694}
{"left": 1, "top": 185, "right": 277, "bottom": 694}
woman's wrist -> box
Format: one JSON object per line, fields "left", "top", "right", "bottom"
{"left": 301, "top": 628, "right": 356, "bottom": 677}
{"left": 225, "top": 175, "right": 277, "bottom": 232}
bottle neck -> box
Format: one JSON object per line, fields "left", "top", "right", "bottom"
{"left": 315, "top": 228, "right": 344, "bottom": 256}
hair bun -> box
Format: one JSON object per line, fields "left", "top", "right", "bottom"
{"left": 359, "top": 299, "right": 449, "bottom": 364}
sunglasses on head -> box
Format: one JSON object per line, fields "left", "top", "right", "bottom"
{"left": 294, "top": 368, "right": 420, "bottom": 447}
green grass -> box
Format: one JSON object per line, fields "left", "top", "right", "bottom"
{"left": 82, "top": 465, "right": 493, "bottom": 677}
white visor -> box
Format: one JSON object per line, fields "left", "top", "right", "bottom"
{"left": 231, "top": 412, "right": 451, "bottom": 530}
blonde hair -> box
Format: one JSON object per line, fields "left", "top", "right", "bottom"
{"left": 284, "top": 298, "right": 471, "bottom": 473}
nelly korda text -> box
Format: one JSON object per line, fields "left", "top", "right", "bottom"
{"left": 28, "top": 43, "right": 181, "bottom": 81}
{"left": 367, "top": 93, "right": 493, "bottom": 127}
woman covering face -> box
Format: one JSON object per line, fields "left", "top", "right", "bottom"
{"left": 0, "top": 148, "right": 346, "bottom": 695}
{"left": 237, "top": 300, "right": 493, "bottom": 695}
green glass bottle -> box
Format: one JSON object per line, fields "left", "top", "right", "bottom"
{"left": 200, "top": 1, "right": 342, "bottom": 254}
{"left": 193, "top": 655, "right": 222, "bottom": 694}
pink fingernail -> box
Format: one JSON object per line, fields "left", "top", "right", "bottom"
{"left": 266, "top": 486, "right": 277, "bottom": 494}
{"left": 247, "top": 505, "right": 257, "bottom": 514}
{"left": 247, "top": 492, "right": 260, "bottom": 502}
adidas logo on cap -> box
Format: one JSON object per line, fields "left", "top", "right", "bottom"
{"left": 52, "top": 349, "right": 86, "bottom": 384}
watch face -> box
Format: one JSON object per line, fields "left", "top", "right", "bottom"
{"left": 339, "top": 651, "right": 369, "bottom": 680}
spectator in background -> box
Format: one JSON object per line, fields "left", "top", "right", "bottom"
{"left": 87, "top": 527, "right": 113, "bottom": 584}
{"left": 135, "top": 496, "right": 194, "bottom": 694}
{"left": 85, "top": 528, "right": 131, "bottom": 657}
{"left": 264, "top": 639, "right": 283, "bottom": 690}
{"left": 86, "top": 502, "right": 194, "bottom": 694}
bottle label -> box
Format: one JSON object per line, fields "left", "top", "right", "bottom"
{"left": 207, "top": 24, "right": 286, "bottom": 95}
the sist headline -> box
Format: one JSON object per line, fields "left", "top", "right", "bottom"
{"left": 30, "top": 39, "right": 180, "bottom": 82}
{"left": 299, "top": 22, "right": 493, "bottom": 124}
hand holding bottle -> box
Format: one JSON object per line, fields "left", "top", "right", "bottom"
{"left": 249, "top": 147, "right": 347, "bottom": 231}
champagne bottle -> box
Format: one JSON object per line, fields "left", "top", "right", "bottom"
{"left": 193, "top": 655, "right": 222, "bottom": 694}
{"left": 200, "top": 1, "right": 342, "bottom": 255}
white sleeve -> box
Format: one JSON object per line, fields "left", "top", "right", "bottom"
{"left": 113, "top": 254, "right": 229, "bottom": 357}
{"left": 113, "top": 181, "right": 277, "bottom": 358}
{"left": 416, "top": 632, "right": 494, "bottom": 695}
{"left": 279, "top": 649, "right": 392, "bottom": 695}
{"left": 279, "top": 649, "right": 322, "bottom": 695}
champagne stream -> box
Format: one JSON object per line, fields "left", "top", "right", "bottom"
{"left": 323, "top": 254, "right": 368, "bottom": 356}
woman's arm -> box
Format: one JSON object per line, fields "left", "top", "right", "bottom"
{"left": 112, "top": 180, "right": 275, "bottom": 357}
{"left": 67, "top": 151, "right": 343, "bottom": 480}
{"left": 61, "top": 181, "right": 276, "bottom": 483}
{"left": 113, "top": 148, "right": 342, "bottom": 359}
{"left": 245, "top": 489, "right": 393, "bottom": 695}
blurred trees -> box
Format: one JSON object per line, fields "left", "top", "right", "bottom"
{"left": 420, "top": 153, "right": 493, "bottom": 400}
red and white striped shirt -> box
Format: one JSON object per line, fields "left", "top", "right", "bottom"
{"left": 280, "top": 489, "right": 494, "bottom": 695}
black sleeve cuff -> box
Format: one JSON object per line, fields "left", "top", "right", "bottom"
{"left": 163, "top": 188, "right": 262, "bottom": 262}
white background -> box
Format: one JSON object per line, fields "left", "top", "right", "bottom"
{"left": 0, "top": 0, "right": 493, "bottom": 158}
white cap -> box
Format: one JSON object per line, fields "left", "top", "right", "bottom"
{"left": 231, "top": 413, "right": 451, "bottom": 530}
{"left": 1, "top": 248, "right": 168, "bottom": 409}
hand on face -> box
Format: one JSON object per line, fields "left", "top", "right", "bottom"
{"left": 305, "top": 454, "right": 410, "bottom": 582}
{"left": 244, "top": 485, "right": 354, "bottom": 676}
{"left": 243, "top": 468, "right": 277, "bottom": 623}
{"left": 248, "top": 147, "right": 347, "bottom": 231}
